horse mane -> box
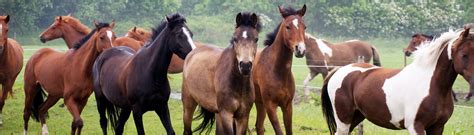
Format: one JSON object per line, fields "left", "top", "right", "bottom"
{"left": 264, "top": 6, "right": 301, "bottom": 46}
{"left": 411, "top": 30, "right": 460, "bottom": 67}
{"left": 148, "top": 13, "right": 186, "bottom": 45}
{"left": 73, "top": 22, "right": 111, "bottom": 50}
{"left": 60, "top": 16, "right": 91, "bottom": 35}
{"left": 412, "top": 33, "right": 434, "bottom": 40}
{"left": 236, "top": 12, "right": 262, "bottom": 32}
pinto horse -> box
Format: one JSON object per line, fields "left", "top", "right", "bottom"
{"left": 302, "top": 34, "right": 381, "bottom": 96}
{"left": 23, "top": 21, "right": 116, "bottom": 135}
{"left": 39, "top": 15, "right": 141, "bottom": 51}
{"left": 253, "top": 5, "right": 307, "bottom": 135}
{"left": 0, "top": 15, "right": 23, "bottom": 125}
{"left": 92, "top": 13, "right": 195, "bottom": 135}
{"left": 321, "top": 27, "right": 474, "bottom": 134}
{"left": 182, "top": 12, "right": 261, "bottom": 135}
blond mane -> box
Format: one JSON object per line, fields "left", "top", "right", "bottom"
{"left": 411, "top": 30, "right": 460, "bottom": 67}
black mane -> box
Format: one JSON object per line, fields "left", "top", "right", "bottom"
{"left": 73, "top": 22, "right": 110, "bottom": 49}
{"left": 412, "top": 33, "right": 434, "bottom": 40}
{"left": 236, "top": 12, "right": 262, "bottom": 32}
{"left": 148, "top": 13, "right": 187, "bottom": 45}
{"left": 264, "top": 6, "right": 300, "bottom": 46}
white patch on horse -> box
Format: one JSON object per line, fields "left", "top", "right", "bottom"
{"left": 381, "top": 30, "right": 459, "bottom": 129}
{"left": 323, "top": 60, "right": 329, "bottom": 70}
{"left": 242, "top": 31, "right": 248, "bottom": 39}
{"left": 345, "top": 39, "right": 359, "bottom": 42}
{"left": 182, "top": 27, "right": 196, "bottom": 49}
{"left": 106, "top": 31, "right": 114, "bottom": 47}
{"left": 327, "top": 64, "right": 379, "bottom": 133}
{"left": 292, "top": 19, "right": 299, "bottom": 29}
{"left": 42, "top": 124, "right": 49, "bottom": 135}
{"left": 297, "top": 42, "right": 306, "bottom": 52}
{"left": 316, "top": 39, "right": 333, "bottom": 57}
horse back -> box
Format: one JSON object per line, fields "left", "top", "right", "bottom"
{"left": 114, "top": 37, "right": 143, "bottom": 51}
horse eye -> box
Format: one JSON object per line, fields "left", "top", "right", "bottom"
{"left": 286, "top": 26, "right": 291, "bottom": 30}
{"left": 100, "top": 36, "right": 104, "bottom": 40}
{"left": 255, "top": 38, "right": 259, "bottom": 42}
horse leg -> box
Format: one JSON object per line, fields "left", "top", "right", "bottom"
{"left": 64, "top": 98, "right": 84, "bottom": 135}
{"left": 115, "top": 108, "right": 131, "bottom": 134}
{"left": 407, "top": 122, "right": 426, "bottom": 135}
{"left": 451, "top": 91, "right": 458, "bottom": 102}
{"left": 349, "top": 111, "right": 365, "bottom": 135}
{"left": 155, "top": 104, "right": 175, "bottom": 135}
{"left": 0, "top": 80, "right": 13, "bottom": 125}
{"left": 75, "top": 98, "right": 89, "bottom": 135}
{"left": 265, "top": 102, "right": 283, "bottom": 135}
{"left": 235, "top": 113, "right": 250, "bottom": 135}
{"left": 132, "top": 106, "right": 145, "bottom": 135}
{"left": 303, "top": 72, "right": 318, "bottom": 96}
{"left": 23, "top": 81, "right": 39, "bottom": 134}
{"left": 254, "top": 86, "right": 266, "bottom": 135}
{"left": 216, "top": 111, "right": 234, "bottom": 134}
{"left": 282, "top": 101, "right": 293, "bottom": 135}
{"left": 426, "top": 124, "right": 444, "bottom": 135}
{"left": 182, "top": 94, "right": 197, "bottom": 135}
{"left": 95, "top": 94, "right": 108, "bottom": 135}
{"left": 38, "top": 96, "right": 60, "bottom": 135}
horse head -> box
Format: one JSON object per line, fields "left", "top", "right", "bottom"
{"left": 451, "top": 25, "right": 474, "bottom": 100}
{"left": 232, "top": 12, "right": 261, "bottom": 75}
{"left": 0, "top": 15, "right": 9, "bottom": 52}
{"left": 404, "top": 33, "right": 433, "bottom": 56}
{"left": 163, "top": 13, "right": 196, "bottom": 59}
{"left": 278, "top": 4, "right": 307, "bottom": 58}
{"left": 91, "top": 20, "right": 116, "bottom": 53}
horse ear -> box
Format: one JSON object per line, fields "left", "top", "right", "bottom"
{"left": 297, "top": 4, "right": 307, "bottom": 17}
{"left": 462, "top": 26, "right": 470, "bottom": 38}
{"left": 93, "top": 20, "right": 99, "bottom": 27}
{"left": 278, "top": 6, "right": 285, "bottom": 17}
{"left": 251, "top": 13, "right": 258, "bottom": 28}
{"left": 5, "top": 15, "right": 9, "bottom": 23}
{"left": 110, "top": 20, "right": 115, "bottom": 29}
{"left": 132, "top": 26, "right": 137, "bottom": 32}
{"left": 165, "top": 15, "right": 171, "bottom": 23}
{"left": 235, "top": 12, "right": 243, "bottom": 27}
{"left": 67, "top": 13, "right": 72, "bottom": 17}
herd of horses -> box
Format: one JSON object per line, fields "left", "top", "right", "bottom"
{"left": 0, "top": 4, "right": 473, "bottom": 135}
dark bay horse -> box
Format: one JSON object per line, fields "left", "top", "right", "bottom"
{"left": 182, "top": 12, "right": 261, "bottom": 135}
{"left": 39, "top": 15, "right": 91, "bottom": 48}
{"left": 253, "top": 5, "right": 307, "bottom": 135}
{"left": 302, "top": 34, "right": 381, "bottom": 96}
{"left": 23, "top": 21, "right": 116, "bottom": 135}
{"left": 321, "top": 27, "right": 474, "bottom": 134}
{"left": 0, "top": 15, "right": 23, "bottom": 125}
{"left": 92, "top": 13, "right": 195, "bottom": 135}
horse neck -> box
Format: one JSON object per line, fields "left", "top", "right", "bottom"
{"left": 268, "top": 30, "right": 294, "bottom": 71}
{"left": 137, "top": 34, "right": 173, "bottom": 78}
{"left": 219, "top": 47, "right": 252, "bottom": 91}
{"left": 72, "top": 38, "right": 100, "bottom": 77}
{"left": 430, "top": 47, "right": 458, "bottom": 96}
{"left": 62, "top": 25, "right": 89, "bottom": 48}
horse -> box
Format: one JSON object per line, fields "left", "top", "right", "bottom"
{"left": 92, "top": 13, "right": 195, "bottom": 135}
{"left": 39, "top": 15, "right": 91, "bottom": 48}
{"left": 403, "top": 33, "right": 433, "bottom": 57}
{"left": 321, "top": 27, "right": 474, "bottom": 135}
{"left": 302, "top": 34, "right": 381, "bottom": 96}
{"left": 23, "top": 21, "right": 116, "bottom": 135}
{"left": 182, "top": 12, "right": 261, "bottom": 135}
{"left": 125, "top": 26, "right": 151, "bottom": 45}
{"left": 0, "top": 15, "right": 23, "bottom": 125}
{"left": 253, "top": 5, "right": 307, "bottom": 135}
{"left": 39, "top": 15, "right": 141, "bottom": 51}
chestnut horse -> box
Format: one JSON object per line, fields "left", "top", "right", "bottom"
{"left": 0, "top": 15, "right": 23, "bottom": 125}
{"left": 39, "top": 15, "right": 141, "bottom": 51}
{"left": 253, "top": 5, "right": 307, "bottom": 135}
{"left": 23, "top": 21, "right": 116, "bottom": 135}
{"left": 321, "top": 27, "right": 474, "bottom": 134}
{"left": 302, "top": 34, "right": 381, "bottom": 96}
{"left": 182, "top": 12, "right": 261, "bottom": 135}
{"left": 92, "top": 13, "right": 195, "bottom": 135}
{"left": 125, "top": 26, "right": 151, "bottom": 45}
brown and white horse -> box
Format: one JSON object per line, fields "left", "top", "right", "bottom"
{"left": 0, "top": 15, "right": 23, "bottom": 125}
{"left": 302, "top": 34, "right": 381, "bottom": 96}
{"left": 182, "top": 12, "right": 261, "bottom": 135}
{"left": 321, "top": 27, "right": 474, "bottom": 134}
{"left": 253, "top": 5, "right": 307, "bottom": 135}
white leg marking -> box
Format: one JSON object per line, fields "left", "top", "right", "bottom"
{"left": 316, "top": 39, "right": 333, "bottom": 57}
{"left": 292, "top": 19, "right": 299, "bottom": 29}
{"left": 42, "top": 124, "right": 49, "bottom": 135}
{"left": 24, "top": 129, "right": 27, "bottom": 135}
{"left": 182, "top": 27, "right": 196, "bottom": 49}
{"left": 327, "top": 64, "right": 379, "bottom": 134}
{"left": 106, "top": 31, "right": 114, "bottom": 47}
{"left": 242, "top": 31, "right": 248, "bottom": 39}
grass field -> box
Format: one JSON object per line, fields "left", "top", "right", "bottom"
{"left": 0, "top": 37, "right": 473, "bottom": 134}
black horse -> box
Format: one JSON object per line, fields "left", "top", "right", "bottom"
{"left": 92, "top": 13, "right": 196, "bottom": 135}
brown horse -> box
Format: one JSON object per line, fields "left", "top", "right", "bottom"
{"left": 321, "top": 27, "right": 474, "bottom": 134}
{"left": 23, "top": 21, "right": 115, "bottom": 135}
{"left": 0, "top": 15, "right": 23, "bottom": 125}
{"left": 403, "top": 33, "right": 433, "bottom": 57}
{"left": 253, "top": 5, "right": 307, "bottom": 135}
{"left": 302, "top": 34, "right": 381, "bottom": 96}
{"left": 39, "top": 15, "right": 91, "bottom": 48}
{"left": 182, "top": 12, "right": 261, "bottom": 135}
{"left": 125, "top": 26, "right": 151, "bottom": 45}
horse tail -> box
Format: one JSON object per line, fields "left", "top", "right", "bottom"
{"left": 31, "top": 83, "right": 47, "bottom": 122}
{"left": 192, "top": 106, "right": 215, "bottom": 134}
{"left": 371, "top": 46, "right": 382, "bottom": 66}
{"left": 321, "top": 71, "right": 337, "bottom": 134}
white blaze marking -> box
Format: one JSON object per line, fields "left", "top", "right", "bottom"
{"left": 242, "top": 31, "right": 248, "bottom": 39}
{"left": 42, "top": 124, "right": 49, "bottom": 135}
{"left": 182, "top": 27, "right": 196, "bottom": 49}
{"left": 292, "top": 19, "right": 299, "bottom": 29}
{"left": 316, "top": 39, "right": 333, "bottom": 57}
{"left": 106, "top": 31, "right": 114, "bottom": 47}
{"left": 327, "top": 64, "right": 379, "bottom": 134}
{"left": 297, "top": 42, "right": 305, "bottom": 52}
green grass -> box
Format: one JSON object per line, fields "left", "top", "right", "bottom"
{"left": 1, "top": 38, "right": 473, "bottom": 134}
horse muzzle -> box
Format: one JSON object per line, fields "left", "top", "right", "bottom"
{"left": 40, "top": 36, "right": 47, "bottom": 43}
{"left": 238, "top": 61, "right": 253, "bottom": 76}
{"left": 404, "top": 51, "right": 412, "bottom": 57}
{"left": 295, "top": 43, "right": 306, "bottom": 58}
